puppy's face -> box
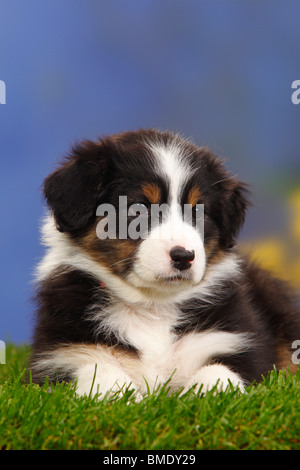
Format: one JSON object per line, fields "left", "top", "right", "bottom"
{"left": 44, "top": 130, "right": 249, "bottom": 298}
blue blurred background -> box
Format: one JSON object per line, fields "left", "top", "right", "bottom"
{"left": 1, "top": 0, "right": 300, "bottom": 344}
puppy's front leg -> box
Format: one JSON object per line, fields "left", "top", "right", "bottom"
{"left": 76, "top": 362, "right": 138, "bottom": 398}
{"left": 184, "top": 364, "right": 245, "bottom": 394}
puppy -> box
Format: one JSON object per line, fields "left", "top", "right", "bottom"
{"left": 31, "top": 129, "right": 300, "bottom": 397}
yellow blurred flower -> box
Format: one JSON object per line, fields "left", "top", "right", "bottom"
{"left": 241, "top": 189, "right": 300, "bottom": 291}
{"left": 289, "top": 190, "right": 300, "bottom": 243}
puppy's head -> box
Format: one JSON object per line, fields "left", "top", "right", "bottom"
{"left": 44, "top": 129, "right": 250, "bottom": 299}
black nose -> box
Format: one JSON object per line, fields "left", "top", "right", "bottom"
{"left": 169, "top": 246, "right": 195, "bottom": 271}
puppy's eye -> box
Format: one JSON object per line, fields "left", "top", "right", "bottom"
{"left": 192, "top": 204, "right": 201, "bottom": 216}
{"left": 128, "top": 203, "right": 149, "bottom": 217}
{"left": 192, "top": 203, "right": 204, "bottom": 224}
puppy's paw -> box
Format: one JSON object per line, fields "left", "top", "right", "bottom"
{"left": 184, "top": 364, "right": 245, "bottom": 395}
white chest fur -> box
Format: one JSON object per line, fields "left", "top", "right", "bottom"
{"left": 89, "top": 300, "right": 249, "bottom": 394}
{"left": 36, "top": 289, "right": 249, "bottom": 398}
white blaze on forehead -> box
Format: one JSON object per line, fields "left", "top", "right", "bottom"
{"left": 147, "top": 138, "right": 194, "bottom": 203}
{"left": 145, "top": 137, "right": 202, "bottom": 243}
{"left": 128, "top": 138, "right": 206, "bottom": 292}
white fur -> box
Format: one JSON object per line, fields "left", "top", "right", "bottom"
{"left": 32, "top": 344, "right": 139, "bottom": 398}
{"left": 88, "top": 302, "right": 250, "bottom": 394}
{"left": 147, "top": 138, "right": 194, "bottom": 203}
{"left": 184, "top": 364, "right": 245, "bottom": 394}
{"left": 127, "top": 203, "right": 205, "bottom": 294}
{"left": 129, "top": 140, "right": 206, "bottom": 292}
{"left": 34, "top": 328, "right": 249, "bottom": 398}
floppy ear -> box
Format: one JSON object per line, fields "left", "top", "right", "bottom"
{"left": 218, "top": 178, "right": 251, "bottom": 249}
{"left": 43, "top": 140, "right": 108, "bottom": 232}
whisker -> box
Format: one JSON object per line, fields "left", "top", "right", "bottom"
{"left": 108, "top": 257, "right": 134, "bottom": 269}
{"left": 201, "top": 176, "right": 233, "bottom": 192}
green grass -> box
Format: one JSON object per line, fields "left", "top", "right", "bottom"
{"left": 0, "top": 343, "right": 299, "bottom": 450}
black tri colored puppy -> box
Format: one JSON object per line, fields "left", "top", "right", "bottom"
{"left": 31, "top": 129, "right": 300, "bottom": 398}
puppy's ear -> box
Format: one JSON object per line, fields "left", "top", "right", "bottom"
{"left": 218, "top": 178, "right": 251, "bottom": 249}
{"left": 44, "top": 140, "right": 108, "bottom": 232}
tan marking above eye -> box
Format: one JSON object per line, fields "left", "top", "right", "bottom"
{"left": 142, "top": 183, "right": 161, "bottom": 205}
{"left": 187, "top": 186, "right": 201, "bottom": 207}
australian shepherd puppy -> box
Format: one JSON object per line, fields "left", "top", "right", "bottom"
{"left": 31, "top": 129, "right": 300, "bottom": 398}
